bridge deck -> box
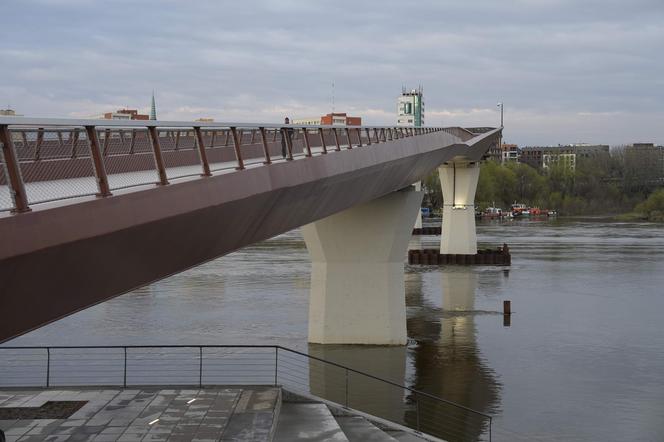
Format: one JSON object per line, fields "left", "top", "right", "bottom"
{"left": 0, "top": 119, "right": 501, "bottom": 343}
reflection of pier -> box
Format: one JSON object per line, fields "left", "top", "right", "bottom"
{"left": 307, "top": 344, "right": 408, "bottom": 424}
{"left": 407, "top": 268, "right": 501, "bottom": 441}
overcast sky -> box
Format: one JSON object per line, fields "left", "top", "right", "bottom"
{"left": 2, "top": 0, "right": 663, "bottom": 145}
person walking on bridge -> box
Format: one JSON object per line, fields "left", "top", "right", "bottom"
{"left": 281, "top": 117, "right": 292, "bottom": 159}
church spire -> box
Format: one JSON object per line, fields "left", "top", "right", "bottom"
{"left": 150, "top": 91, "right": 157, "bottom": 120}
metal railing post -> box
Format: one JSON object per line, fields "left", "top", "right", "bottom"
{"left": 35, "top": 128, "right": 44, "bottom": 161}
{"left": 345, "top": 128, "right": 353, "bottom": 149}
{"left": 71, "top": 129, "right": 79, "bottom": 158}
{"left": 302, "top": 128, "right": 312, "bottom": 157}
{"left": 365, "top": 128, "right": 371, "bottom": 145}
{"left": 282, "top": 128, "right": 294, "bottom": 160}
{"left": 373, "top": 128, "right": 379, "bottom": 143}
{"left": 199, "top": 346, "right": 203, "bottom": 387}
{"left": 194, "top": 127, "right": 212, "bottom": 177}
{"left": 0, "top": 124, "right": 31, "bottom": 213}
{"left": 345, "top": 368, "right": 349, "bottom": 407}
{"left": 259, "top": 127, "right": 271, "bottom": 164}
{"left": 85, "top": 126, "right": 112, "bottom": 197}
{"left": 123, "top": 347, "right": 127, "bottom": 388}
{"left": 46, "top": 348, "right": 51, "bottom": 388}
{"left": 319, "top": 128, "right": 327, "bottom": 154}
{"left": 416, "top": 393, "right": 421, "bottom": 431}
{"left": 230, "top": 127, "right": 245, "bottom": 170}
{"left": 148, "top": 127, "right": 169, "bottom": 185}
{"left": 274, "top": 347, "right": 279, "bottom": 386}
{"left": 356, "top": 128, "right": 363, "bottom": 147}
{"left": 332, "top": 128, "right": 341, "bottom": 151}
{"left": 489, "top": 416, "right": 492, "bottom": 442}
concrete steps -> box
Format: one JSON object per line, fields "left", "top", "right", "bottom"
{"left": 274, "top": 399, "right": 431, "bottom": 442}
{"left": 274, "top": 403, "right": 348, "bottom": 441}
{"left": 335, "top": 416, "right": 398, "bottom": 441}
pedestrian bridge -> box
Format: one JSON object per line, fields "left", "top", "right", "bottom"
{"left": 0, "top": 117, "right": 501, "bottom": 344}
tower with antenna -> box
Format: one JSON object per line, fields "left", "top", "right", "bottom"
{"left": 150, "top": 91, "right": 157, "bottom": 120}
{"left": 397, "top": 85, "right": 424, "bottom": 127}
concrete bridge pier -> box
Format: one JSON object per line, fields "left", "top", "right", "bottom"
{"left": 302, "top": 187, "right": 423, "bottom": 345}
{"left": 439, "top": 161, "right": 480, "bottom": 255}
{"left": 414, "top": 181, "right": 423, "bottom": 229}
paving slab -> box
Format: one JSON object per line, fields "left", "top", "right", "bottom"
{"left": 0, "top": 387, "right": 277, "bottom": 442}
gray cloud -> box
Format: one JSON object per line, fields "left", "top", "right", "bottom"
{"left": 1, "top": 0, "right": 663, "bottom": 145}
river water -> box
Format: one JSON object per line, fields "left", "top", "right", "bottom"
{"left": 5, "top": 219, "right": 664, "bottom": 441}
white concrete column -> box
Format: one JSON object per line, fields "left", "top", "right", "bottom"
{"left": 414, "top": 181, "right": 423, "bottom": 229}
{"left": 302, "top": 187, "right": 423, "bottom": 345}
{"left": 439, "top": 162, "right": 480, "bottom": 255}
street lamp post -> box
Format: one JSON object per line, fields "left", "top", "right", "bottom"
{"left": 497, "top": 102, "right": 504, "bottom": 162}
{"left": 497, "top": 102, "right": 504, "bottom": 127}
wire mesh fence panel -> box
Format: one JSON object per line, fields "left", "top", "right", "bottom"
{"left": 100, "top": 128, "right": 159, "bottom": 190}
{"left": 13, "top": 128, "right": 98, "bottom": 205}
{"left": 126, "top": 347, "right": 200, "bottom": 386}
{"left": 0, "top": 348, "right": 48, "bottom": 387}
{"left": 48, "top": 348, "right": 125, "bottom": 387}
{"left": 238, "top": 129, "right": 270, "bottom": 166}
{"left": 158, "top": 129, "right": 204, "bottom": 180}
{"left": 203, "top": 347, "right": 275, "bottom": 385}
{"left": 206, "top": 129, "right": 241, "bottom": 173}
{"left": 0, "top": 144, "right": 13, "bottom": 211}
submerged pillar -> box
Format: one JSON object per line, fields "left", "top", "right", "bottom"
{"left": 439, "top": 161, "right": 480, "bottom": 255}
{"left": 302, "top": 187, "right": 423, "bottom": 345}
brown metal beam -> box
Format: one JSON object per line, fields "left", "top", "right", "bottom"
{"left": 85, "top": 126, "right": 112, "bottom": 197}
{"left": 345, "top": 128, "right": 353, "bottom": 149}
{"left": 0, "top": 125, "right": 31, "bottom": 213}
{"left": 319, "top": 129, "right": 327, "bottom": 154}
{"left": 194, "top": 127, "right": 212, "bottom": 177}
{"left": 259, "top": 127, "right": 271, "bottom": 164}
{"left": 302, "top": 128, "right": 312, "bottom": 157}
{"left": 230, "top": 127, "right": 245, "bottom": 170}
{"left": 148, "top": 127, "right": 169, "bottom": 185}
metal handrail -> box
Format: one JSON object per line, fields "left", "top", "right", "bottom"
{"left": 0, "top": 344, "right": 492, "bottom": 441}
{"left": 0, "top": 119, "right": 453, "bottom": 214}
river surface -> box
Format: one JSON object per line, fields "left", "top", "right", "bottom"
{"left": 5, "top": 219, "right": 664, "bottom": 441}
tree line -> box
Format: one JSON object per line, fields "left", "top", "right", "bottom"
{"left": 422, "top": 148, "right": 664, "bottom": 217}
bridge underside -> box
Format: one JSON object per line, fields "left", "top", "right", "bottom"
{"left": 0, "top": 129, "right": 499, "bottom": 343}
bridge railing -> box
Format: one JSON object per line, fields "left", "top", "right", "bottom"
{"left": 0, "top": 118, "right": 453, "bottom": 214}
{"left": 0, "top": 344, "right": 492, "bottom": 441}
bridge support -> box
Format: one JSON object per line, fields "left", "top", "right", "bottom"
{"left": 439, "top": 161, "right": 480, "bottom": 255}
{"left": 413, "top": 181, "right": 423, "bottom": 229}
{"left": 302, "top": 187, "right": 423, "bottom": 345}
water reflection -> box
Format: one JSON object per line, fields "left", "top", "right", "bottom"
{"left": 305, "top": 268, "right": 501, "bottom": 441}
{"left": 407, "top": 268, "right": 500, "bottom": 441}
{"left": 308, "top": 345, "right": 408, "bottom": 423}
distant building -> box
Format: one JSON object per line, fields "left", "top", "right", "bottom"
{"left": 293, "top": 113, "right": 361, "bottom": 126}
{"left": 103, "top": 109, "right": 149, "bottom": 120}
{"left": 623, "top": 143, "right": 664, "bottom": 186}
{"left": 543, "top": 152, "right": 576, "bottom": 170}
{"left": 397, "top": 86, "right": 424, "bottom": 127}
{"left": 501, "top": 143, "right": 519, "bottom": 162}
{"left": 519, "top": 144, "right": 610, "bottom": 170}
{"left": 0, "top": 109, "right": 22, "bottom": 116}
